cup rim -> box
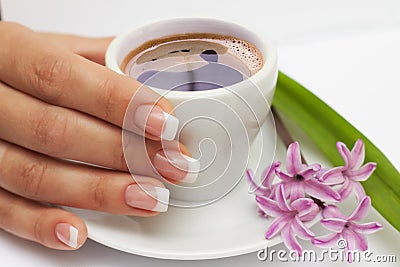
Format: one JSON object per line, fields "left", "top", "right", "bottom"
{"left": 105, "top": 17, "right": 278, "bottom": 98}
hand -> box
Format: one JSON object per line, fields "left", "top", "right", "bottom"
{"left": 0, "top": 22, "right": 197, "bottom": 250}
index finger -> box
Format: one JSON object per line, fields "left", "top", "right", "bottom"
{"left": 38, "top": 32, "right": 114, "bottom": 65}
{"left": 0, "top": 22, "right": 178, "bottom": 140}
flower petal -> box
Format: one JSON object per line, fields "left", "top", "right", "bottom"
{"left": 322, "top": 204, "right": 346, "bottom": 220}
{"left": 246, "top": 169, "right": 271, "bottom": 196}
{"left": 304, "top": 179, "right": 341, "bottom": 202}
{"left": 275, "top": 169, "right": 293, "bottom": 182}
{"left": 320, "top": 218, "right": 347, "bottom": 232}
{"left": 256, "top": 196, "right": 284, "bottom": 217}
{"left": 338, "top": 178, "right": 353, "bottom": 200}
{"left": 292, "top": 216, "right": 315, "bottom": 239}
{"left": 341, "top": 229, "right": 357, "bottom": 263}
{"left": 281, "top": 225, "right": 302, "bottom": 255}
{"left": 346, "top": 162, "right": 376, "bottom": 182}
{"left": 318, "top": 167, "right": 345, "bottom": 185}
{"left": 337, "top": 142, "right": 351, "bottom": 169}
{"left": 257, "top": 207, "right": 268, "bottom": 217}
{"left": 276, "top": 184, "right": 291, "bottom": 211}
{"left": 352, "top": 230, "right": 368, "bottom": 251}
{"left": 265, "top": 215, "right": 291, "bottom": 239}
{"left": 312, "top": 232, "right": 341, "bottom": 248}
{"left": 349, "top": 139, "right": 365, "bottom": 170}
{"left": 291, "top": 198, "right": 314, "bottom": 213}
{"left": 341, "top": 229, "right": 355, "bottom": 250}
{"left": 348, "top": 196, "right": 371, "bottom": 221}
{"left": 291, "top": 198, "right": 318, "bottom": 221}
{"left": 269, "top": 184, "right": 279, "bottom": 200}
{"left": 353, "top": 181, "right": 366, "bottom": 202}
{"left": 261, "top": 162, "right": 281, "bottom": 187}
{"left": 342, "top": 228, "right": 368, "bottom": 251}
{"left": 298, "top": 164, "right": 321, "bottom": 180}
{"left": 298, "top": 202, "right": 319, "bottom": 221}
{"left": 286, "top": 142, "right": 303, "bottom": 175}
{"left": 351, "top": 221, "right": 383, "bottom": 234}
{"left": 289, "top": 182, "right": 305, "bottom": 202}
{"left": 246, "top": 169, "right": 258, "bottom": 192}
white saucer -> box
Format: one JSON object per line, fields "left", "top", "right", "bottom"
{"left": 66, "top": 120, "right": 312, "bottom": 260}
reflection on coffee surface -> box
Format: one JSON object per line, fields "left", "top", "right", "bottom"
{"left": 123, "top": 33, "right": 263, "bottom": 91}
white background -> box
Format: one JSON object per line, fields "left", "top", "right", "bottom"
{"left": 1, "top": 0, "right": 399, "bottom": 266}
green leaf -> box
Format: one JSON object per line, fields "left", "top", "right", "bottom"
{"left": 273, "top": 71, "right": 400, "bottom": 230}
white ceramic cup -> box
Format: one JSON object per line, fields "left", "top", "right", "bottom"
{"left": 106, "top": 18, "right": 278, "bottom": 207}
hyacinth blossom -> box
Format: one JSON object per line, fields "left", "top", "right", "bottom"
{"left": 312, "top": 196, "right": 382, "bottom": 261}
{"left": 246, "top": 140, "right": 382, "bottom": 258}
{"left": 275, "top": 142, "right": 341, "bottom": 202}
{"left": 246, "top": 162, "right": 281, "bottom": 198}
{"left": 257, "top": 184, "right": 319, "bottom": 255}
{"left": 246, "top": 162, "right": 281, "bottom": 217}
{"left": 318, "top": 139, "right": 377, "bottom": 201}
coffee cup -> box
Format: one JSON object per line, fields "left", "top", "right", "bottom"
{"left": 106, "top": 18, "right": 278, "bottom": 207}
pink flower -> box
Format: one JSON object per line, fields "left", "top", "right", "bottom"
{"left": 247, "top": 139, "right": 381, "bottom": 259}
{"left": 247, "top": 163, "right": 281, "bottom": 216}
{"left": 312, "top": 196, "right": 382, "bottom": 261}
{"left": 319, "top": 139, "right": 376, "bottom": 201}
{"left": 276, "top": 142, "right": 341, "bottom": 202}
{"left": 256, "top": 184, "right": 319, "bottom": 255}
{"left": 246, "top": 162, "right": 281, "bottom": 198}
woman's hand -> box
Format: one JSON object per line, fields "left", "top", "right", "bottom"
{"left": 0, "top": 22, "right": 197, "bottom": 250}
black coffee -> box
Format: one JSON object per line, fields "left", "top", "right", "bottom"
{"left": 122, "top": 33, "right": 263, "bottom": 91}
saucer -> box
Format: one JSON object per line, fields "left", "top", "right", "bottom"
{"left": 65, "top": 120, "right": 313, "bottom": 260}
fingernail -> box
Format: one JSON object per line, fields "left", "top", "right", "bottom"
{"left": 153, "top": 151, "right": 200, "bottom": 183}
{"left": 134, "top": 105, "right": 179, "bottom": 140}
{"left": 125, "top": 184, "right": 169, "bottom": 212}
{"left": 55, "top": 223, "right": 79, "bottom": 248}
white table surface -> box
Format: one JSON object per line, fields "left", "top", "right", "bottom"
{"left": 1, "top": 0, "right": 399, "bottom": 266}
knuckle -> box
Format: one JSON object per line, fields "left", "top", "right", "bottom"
{"left": 0, "top": 23, "right": 28, "bottom": 68}
{"left": 31, "top": 107, "right": 70, "bottom": 156}
{"left": 89, "top": 176, "right": 109, "bottom": 209}
{"left": 0, "top": 22, "right": 13, "bottom": 43}
{"left": 0, "top": 22, "right": 26, "bottom": 41}
{"left": 118, "top": 151, "right": 128, "bottom": 171}
{"left": 98, "top": 76, "right": 119, "bottom": 122}
{"left": 113, "top": 141, "right": 127, "bottom": 170}
{"left": 18, "top": 161, "right": 48, "bottom": 198}
{"left": 33, "top": 209, "right": 51, "bottom": 245}
{"left": 30, "top": 56, "right": 72, "bottom": 102}
{"left": 0, "top": 201, "right": 16, "bottom": 230}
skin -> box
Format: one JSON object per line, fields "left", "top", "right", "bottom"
{"left": 0, "top": 22, "right": 188, "bottom": 250}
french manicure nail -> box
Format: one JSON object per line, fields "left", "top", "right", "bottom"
{"left": 153, "top": 151, "right": 200, "bottom": 183}
{"left": 125, "top": 184, "right": 170, "bottom": 212}
{"left": 55, "top": 223, "right": 79, "bottom": 248}
{"left": 134, "top": 105, "right": 179, "bottom": 140}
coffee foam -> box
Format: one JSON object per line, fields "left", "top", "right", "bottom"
{"left": 222, "top": 38, "right": 262, "bottom": 74}
{"left": 122, "top": 33, "right": 264, "bottom": 76}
